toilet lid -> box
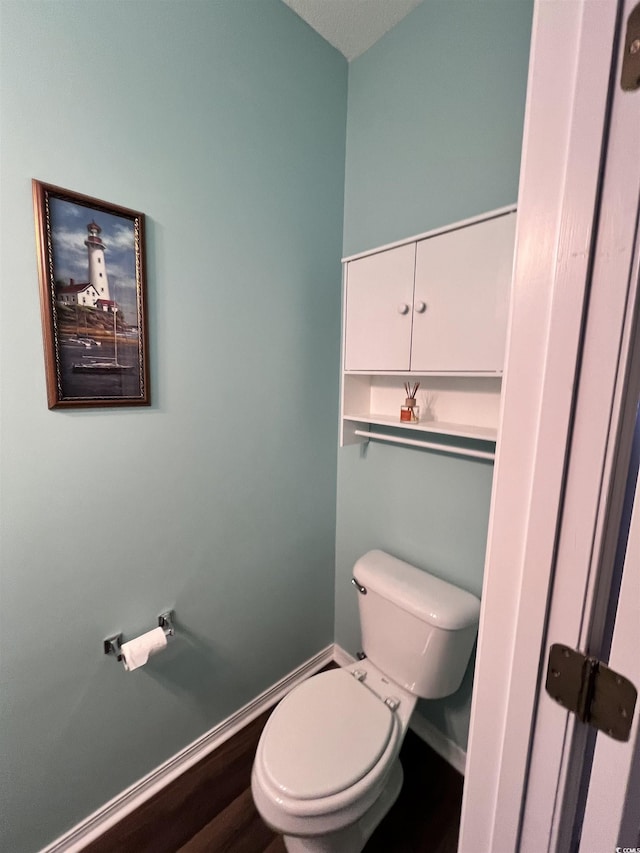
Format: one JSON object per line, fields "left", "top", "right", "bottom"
{"left": 261, "top": 669, "right": 394, "bottom": 800}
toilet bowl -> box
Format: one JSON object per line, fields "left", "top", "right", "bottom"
{"left": 251, "top": 550, "right": 480, "bottom": 853}
{"left": 252, "top": 664, "right": 415, "bottom": 850}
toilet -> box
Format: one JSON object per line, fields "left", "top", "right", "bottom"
{"left": 251, "top": 549, "right": 481, "bottom": 853}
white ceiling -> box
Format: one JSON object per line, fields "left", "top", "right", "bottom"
{"left": 282, "top": 0, "right": 425, "bottom": 61}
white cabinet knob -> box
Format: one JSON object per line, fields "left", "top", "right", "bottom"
{"left": 397, "top": 303, "right": 410, "bottom": 315}
{"left": 415, "top": 301, "right": 427, "bottom": 313}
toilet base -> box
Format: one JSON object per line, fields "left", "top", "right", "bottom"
{"left": 282, "top": 759, "right": 404, "bottom": 853}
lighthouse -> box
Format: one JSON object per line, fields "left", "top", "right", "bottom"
{"left": 84, "top": 220, "right": 111, "bottom": 302}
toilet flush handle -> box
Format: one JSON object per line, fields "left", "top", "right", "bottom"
{"left": 351, "top": 577, "right": 367, "bottom": 595}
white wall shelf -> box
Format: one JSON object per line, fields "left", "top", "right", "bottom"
{"left": 339, "top": 207, "right": 516, "bottom": 453}
{"left": 344, "top": 413, "right": 497, "bottom": 443}
{"left": 340, "top": 372, "right": 502, "bottom": 447}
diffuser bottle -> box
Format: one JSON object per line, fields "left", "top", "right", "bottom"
{"left": 400, "top": 397, "right": 420, "bottom": 423}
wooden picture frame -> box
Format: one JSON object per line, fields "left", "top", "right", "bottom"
{"left": 33, "top": 180, "right": 150, "bottom": 408}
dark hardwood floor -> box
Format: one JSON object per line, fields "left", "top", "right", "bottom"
{"left": 364, "top": 728, "right": 463, "bottom": 853}
{"left": 85, "top": 695, "right": 462, "bottom": 853}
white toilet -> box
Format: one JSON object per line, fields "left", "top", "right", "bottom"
{"left": 251, "top": 549, "right": 481, "bottom": 853}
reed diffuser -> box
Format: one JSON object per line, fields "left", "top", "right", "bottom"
{"left": 400, "top": 381, "right": 420, "bottom": 423}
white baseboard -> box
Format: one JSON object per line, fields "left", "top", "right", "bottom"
{"left": 41, "top": 645, "right": 335, "bottom": 853}
{"left": 409, "top": 709, "right": 467, "bottom": 776}
{"left": 42, "top": 642, "right": 465, "bottom": 852}
{"left": 333, "top": 643, "right": 359, "bottom": 668}
{"left": 333, "top": 644, "right": 467, "bottom": 776}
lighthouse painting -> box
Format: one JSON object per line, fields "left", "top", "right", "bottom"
{"left": 33, "top": 180, "right": 149, "bottom": 408}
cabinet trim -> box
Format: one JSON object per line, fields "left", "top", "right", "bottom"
{"left": 344, "top": 370, "right": 503, "bottom": 378}
{"left": 341, "top": 204, "right": 516, "bottom": 263}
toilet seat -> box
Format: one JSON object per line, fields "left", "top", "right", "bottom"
{"left": 260, "top": 669, "right": 394, "bottom": 800}
{"left": 251, "top": 664, "right": 414, "bottom": 839}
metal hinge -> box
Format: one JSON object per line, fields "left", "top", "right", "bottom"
{"left": 545, "top": 644, "right": 637, "bottom": 741}
{"left": 621, "top": 2, "right": 640, "bottom": 91}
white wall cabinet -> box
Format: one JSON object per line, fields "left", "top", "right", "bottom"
{"left": 344, "top": 242, "right": 416, "bottom": 371}
{"left": 340, "top": 207, "right": 516, "bottom": 450}
{"left": 411, "top": 213, "right": 515, "bottom": 372}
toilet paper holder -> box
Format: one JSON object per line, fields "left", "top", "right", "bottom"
{"left": 104, "top": 611, "right": 175, "bottom": 662}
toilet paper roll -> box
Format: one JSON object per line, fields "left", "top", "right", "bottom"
{"left": 120, "top": 626, "right": 167, "bottom": 672}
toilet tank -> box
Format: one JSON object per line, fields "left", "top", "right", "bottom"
{"left": 353, "top": 550, "right": 481, "bottom": 699}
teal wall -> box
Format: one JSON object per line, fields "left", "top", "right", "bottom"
{"left": 0, "top": 1, "right": 534, "bottom": 848}
{"left": 336, "top": 0, "right": 532, "bottom": 750}
{"left": 343, "top": 0, "right": 533, "bottom": 257}
{"left": 0, "top": 2, "right": 346, "bottom": 851}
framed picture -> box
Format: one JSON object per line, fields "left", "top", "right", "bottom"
{"left": 32, "top": 180, "right": 150, "bottom": 408}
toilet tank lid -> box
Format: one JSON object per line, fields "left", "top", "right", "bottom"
{"left": 353, "top": 550, "right": 480, "bottom": 630}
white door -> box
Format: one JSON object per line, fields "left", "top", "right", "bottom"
{"left": 515, "top": 0, "right": 640, "bottom": 845}
{"left": 411, "top": 213, "right": 515, "bottom": 373}
{"left": 460, "top": 0, "right": 640, "bottom": 850}
{"left": 579, "top": 456, "right": 640, "bottom": 851}
{"left": 343, "top": 243, "right": 415, "bottom": 371}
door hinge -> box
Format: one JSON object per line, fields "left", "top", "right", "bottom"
{"left": 621, "top": 2, "right": 640, "bottom": 91}
{"left": 545, "top": 643, "right": 637, "bottom": 741}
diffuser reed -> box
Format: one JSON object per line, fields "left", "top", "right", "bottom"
{"left": 400, "top": 382, "right": 420, "bottom": 423}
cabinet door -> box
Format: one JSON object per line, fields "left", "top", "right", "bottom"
{"left": 411, "top": 213, "right": 516, "bottom": 372}
{"left": 344, "top": 243, "right": 416, "bottom": 371}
